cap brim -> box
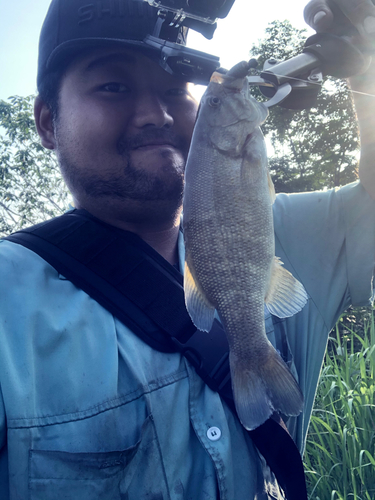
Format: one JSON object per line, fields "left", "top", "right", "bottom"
{"left": 46, "top": 37, "right": 161, "bottom": 72}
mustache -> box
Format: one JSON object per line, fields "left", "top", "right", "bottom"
{"left": 117, "top": 129, "right": 188, "bottom": 155}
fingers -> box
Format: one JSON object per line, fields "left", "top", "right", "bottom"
{"left": 332, "top": 0, "right": 375, "bottom": 37}
{"left": 304, "top": 0, "right": 375, "bottom": 38}
{"left": 304, "top": 0, "right": 335, "bottom": 32}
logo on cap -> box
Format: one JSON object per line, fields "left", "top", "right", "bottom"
{"left": 78, "top": 0, "right": 154, "bottom": 26}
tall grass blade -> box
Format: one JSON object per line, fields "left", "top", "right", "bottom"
{"left": 304, "top": 307, "right": 375, "bottom": 500}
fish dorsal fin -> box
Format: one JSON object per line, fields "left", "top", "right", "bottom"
{"left": 265, "top": 257, "right": 308, "bottom": 318}
{"left": 184, "top": 260, "right": 216, "bottom": 332}
{"left": 267, "top": 169, "right": 276, "bottom": 204}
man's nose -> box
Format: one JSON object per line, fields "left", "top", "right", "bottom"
{"left": 131, "top": 93, "right": 174, "bottom": 129}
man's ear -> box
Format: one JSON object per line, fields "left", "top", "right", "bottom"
{"left": 34, "top": 96, "right": 56, "bottom": 150}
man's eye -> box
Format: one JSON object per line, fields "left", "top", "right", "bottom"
{"left": 101, "top": 83, "right": 129, "bottom": 93}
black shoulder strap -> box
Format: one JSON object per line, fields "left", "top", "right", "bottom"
{"left": 6, "top": 209, "right": 193, "bottom": 352}
{"left": 4, "top": 209, "right": 307, "bottom": 500}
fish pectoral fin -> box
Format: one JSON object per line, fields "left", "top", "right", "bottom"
{"left": 231, "top": 345, "right": 304, "bottom": 431}
{"left": 265, "top": 257, "right": 308, "bottom": 318}
{"left": 184, "top": 261, "right": 216, "bottom": 332}
{"left": 267, "top": 169, "right": 276, "bottom": 204}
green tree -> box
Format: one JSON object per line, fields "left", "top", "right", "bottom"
{"left": 0, "top": 95, "right": 69, "bottom": 237}
{"left": 250, "top": 20, "right": 360, "bottom": 193}
{"left": 0, "top": 22, "right": 361, "bottom": 235}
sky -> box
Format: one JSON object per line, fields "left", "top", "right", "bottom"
{"left": 0, "top": 0, "right": 314, "bottom": 101}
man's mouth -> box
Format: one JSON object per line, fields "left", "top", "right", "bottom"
{"left": 133, "top": 140, "right": 177, "bottom": 150}
{"left": 117, "top": 131, "right": 185, "bottom": 157}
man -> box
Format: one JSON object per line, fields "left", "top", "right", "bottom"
{"left": 0, "top": 0, "right": 374, "bottom": 498}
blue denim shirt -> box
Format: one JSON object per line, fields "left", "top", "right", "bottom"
{"left": 0, "top": 181, "right": 374, "bottom": 499}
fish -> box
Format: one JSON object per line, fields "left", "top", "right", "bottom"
{"left": 182, "top": 60, "right": 308, "bottom": 431}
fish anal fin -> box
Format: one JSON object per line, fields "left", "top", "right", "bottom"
{"left": 265, "top": 257, "right": 308, "bottom": 318}
{"left": 231, "top": 345, "right": 304, "bottom": 431}
{"left": 184, "top": 260, "right": 215, "bottom": 332}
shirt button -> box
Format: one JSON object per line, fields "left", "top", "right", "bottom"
{"left": 207, "top": 426, "right": 222, "bottom": 441}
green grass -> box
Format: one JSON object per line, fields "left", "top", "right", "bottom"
{"left": 304, "top": 309, "right": 375, "bottom": 500}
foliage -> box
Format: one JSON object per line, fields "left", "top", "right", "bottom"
{"left": 0, "top": 95, "right": 69, "bottom": 236}
{"left": 249, "top": 20, "right": 360, "bottom": 193}
{"left": 335, "top": 306, "right": 375, "bottom": 354}
{"left": 0, "top": 22, "right": 361, "bottom": 235}
{"left": 304, "top": 312, "right": 375, "bottom": 499}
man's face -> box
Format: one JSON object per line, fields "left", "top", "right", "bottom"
{"left": 52, "top": 46, "right": 198, "bottom": 223}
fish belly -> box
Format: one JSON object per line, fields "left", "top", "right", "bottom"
{"left": 183, "top": 127, "right": 304, "bottom": 431}
{"left": 184, "top": 128, "right": 273, "bottom": 315}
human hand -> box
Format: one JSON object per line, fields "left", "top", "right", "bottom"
{"left": 304, "top": 0, "right": 375, "bottom": 52}
{"left": 304, "top": 0, "right": 375, "bottom": 81}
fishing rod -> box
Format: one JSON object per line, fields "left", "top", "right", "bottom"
{"left": 142, "top": 0, "right": 371, "bottom": 109}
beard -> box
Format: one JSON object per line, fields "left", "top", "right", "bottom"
{"left": 56, "top": 128, "right": 189, "bottom": 206}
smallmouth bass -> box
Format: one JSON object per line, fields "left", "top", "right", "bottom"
{"left": 182, "top": 60, "right": 308, "bottom": 430}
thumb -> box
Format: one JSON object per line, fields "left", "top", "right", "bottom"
{"left": 304, "top": 0, "right": 375, "bottom": 38}
{"left": 304, "top": 0, "right": 335, "bottom": 31}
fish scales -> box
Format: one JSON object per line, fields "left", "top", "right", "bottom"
{"left": 183, "top": 61, "right": 308, "bottom": 430}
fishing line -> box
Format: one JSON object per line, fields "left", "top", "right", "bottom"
{"left": 252, "top": 71, "right": 375, "bottom": 99}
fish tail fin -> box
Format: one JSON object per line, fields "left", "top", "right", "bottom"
{"left": 230, "top": 345, "right": 304, "bottom": 430}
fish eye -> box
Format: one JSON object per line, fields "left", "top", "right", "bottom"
{"left": 208, "top": 96, "right": 221, "bottom": 107}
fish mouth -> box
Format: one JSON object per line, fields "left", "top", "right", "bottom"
{"left": 209, "top": 60, "right": 259, "bottom": 95}
{"left": 227, "top": 59, "right": 257, "bottom": 79}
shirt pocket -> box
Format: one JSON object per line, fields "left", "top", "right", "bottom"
{"left": 28, "top": 415, "right": 169, "bottom": 500}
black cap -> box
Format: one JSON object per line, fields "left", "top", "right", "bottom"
{"left": 37, "top": 0, "right": 188, "bottom": 89}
